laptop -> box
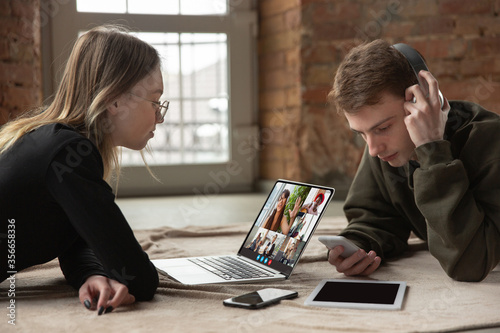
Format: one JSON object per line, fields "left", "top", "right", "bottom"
{"left": 152, "top": 179, "right": 335, "bottom": 285}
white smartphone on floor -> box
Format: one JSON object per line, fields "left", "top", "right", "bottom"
{"left": 318, "top": 236, "right": 360, "bottom": 258}
{"left": 223, "top": 288, "right": 298, "bottom": 309}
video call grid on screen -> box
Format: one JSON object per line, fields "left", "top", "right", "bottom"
{"left": 239, "top": 181, "right": 332, "bottom": 275}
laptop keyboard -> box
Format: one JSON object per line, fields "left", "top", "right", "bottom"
{"left": 188, "top": 256, "right": 274, "bottom": 281}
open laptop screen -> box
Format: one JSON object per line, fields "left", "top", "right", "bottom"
{"left": 238, "top": 180, "right": 334, "bottom": 277}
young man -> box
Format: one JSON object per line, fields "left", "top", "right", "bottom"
{"left": 327, "top": 39, "right": 500, "bottom": 282}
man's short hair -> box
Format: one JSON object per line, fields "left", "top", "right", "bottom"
{"left": 328, "top": 39, "right": 418, "bottom": 114}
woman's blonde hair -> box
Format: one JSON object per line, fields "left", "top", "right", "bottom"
{"left": 0, "top": 24, "right": 160, "bottom": 180}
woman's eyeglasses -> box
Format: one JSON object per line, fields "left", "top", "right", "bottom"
{"left": 130, "top": 93, "right": 169, "bottom": 123}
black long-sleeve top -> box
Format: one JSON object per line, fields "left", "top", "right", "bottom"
{"left": 0, "top": 124, "right": 158, "bottom": 300}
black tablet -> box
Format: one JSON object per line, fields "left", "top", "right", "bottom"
{"left": 305, "top": 279, "right": 407, "bottom": 310}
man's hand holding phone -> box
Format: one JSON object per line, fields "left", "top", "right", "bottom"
{"left": 320, "top": 236, "right": 382, "bottom": 277}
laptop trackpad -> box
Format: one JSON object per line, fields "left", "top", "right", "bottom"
{"left": 167, "top": 265, "right": 206, "bottom": 276}
{"left": 153, "top": 259, "right": 224, "bottom": 284}
{"left": 168, "top": 266, "right": 223, "bottom": 284}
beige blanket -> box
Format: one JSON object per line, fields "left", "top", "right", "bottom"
{"left": 1, "top": 217, "right": 499, "bottom": 333}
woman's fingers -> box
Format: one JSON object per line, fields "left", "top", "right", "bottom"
{"left": 79, "top": 275, "right": 136, "bottom": 315}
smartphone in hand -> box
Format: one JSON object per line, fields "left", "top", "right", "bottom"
{"left": 318, "top": 236, "right": 361, "bottom": 258}
{"left": 223, "top": 288, "right": 298, "bottom": 309}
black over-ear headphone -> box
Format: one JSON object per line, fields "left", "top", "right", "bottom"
{"left": 392, "top": 43, "right": 444, "bottom": 108}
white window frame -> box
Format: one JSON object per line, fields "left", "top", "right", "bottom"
{"left": 42, "top": 0, "right": 258, "bottom": 196}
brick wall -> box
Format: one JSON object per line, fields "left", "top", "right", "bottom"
{"left": 0, "top": 0, "right": 41, "bottom": 126}
{"left": 258, "top": 0, "right": 303, "bottom": 180}
{"left": 258, "top": 0, "right": 500, "bottom": 194}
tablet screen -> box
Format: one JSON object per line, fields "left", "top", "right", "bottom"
{"left": 314, "top": 281, "right": 400, "bottom": 304}
{"left": 305, "top": 279, "right": 407, "bottom": 310}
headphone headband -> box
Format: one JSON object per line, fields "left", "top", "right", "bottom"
{"left": 392, "top": 43, "right": 429, "bottom": 77}
{"left": 392, "top": 43, "right": 444, "bottom": 108}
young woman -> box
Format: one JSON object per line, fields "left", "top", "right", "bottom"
{"left": 261, "top": 189, "right": 303, "bottom": 236}
{"left": 0, "top": 25, "right": 167, "bottom": 314}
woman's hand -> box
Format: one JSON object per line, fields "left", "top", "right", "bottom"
{"left": 281, "top": 196, "right": 304, "bottom": 235}
{"left": 79, "top": 275, "right": 135, "bottom": 315}
{"left": 289, "top": 196, "right": 304, "bottom": 221}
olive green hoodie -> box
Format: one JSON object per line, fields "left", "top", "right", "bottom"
{"left": 340, "top": 101, "right": 500, "bottom": 282}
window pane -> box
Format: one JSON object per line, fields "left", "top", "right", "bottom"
{"left": 131, "top": 32, "right": 179, "bottom": 44}
{"left": 121, "top": 32, "right": 229, "bottom": 166}
{"left": 180, "top": 0, "right": 227, "bottom": 15}
{"left": 127, "top": 0, "right": 179, "bottom": 15}
{"left": 180, "top": 33, "right": 227, "bottom": 44}
{"left": 77, "top": 0, "right": 126, "bottom": 13}
{"left": 131, "top": 33, "right": 180, "bottom": 98}
{"left": 181, "top": 34, "right": 227, "bottom": 98}
{"left": 77, "top": 0, "right": 227, "bottom": 15}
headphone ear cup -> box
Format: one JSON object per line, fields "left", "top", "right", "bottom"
{"left": 438, "top": 90, "right": 444, "bottom": 109}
